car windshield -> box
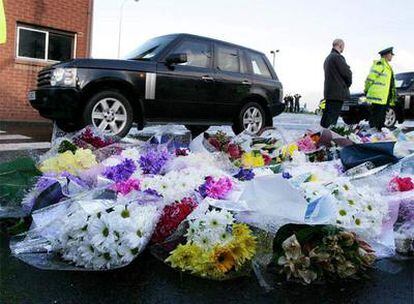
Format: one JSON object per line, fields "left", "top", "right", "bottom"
{"left": 124, "top": 36, "right": 175, "bottom": 60}
{"left": 395, "top": 73, "right": 414, "bottom": 89}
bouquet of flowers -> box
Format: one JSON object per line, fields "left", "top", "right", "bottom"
{"left": 158, "top": 208, "right": 258, "bottom": 280}
{"left": 274, "top": 224, "right": 376, "bottom": 284}
{"left": 11, "top": 190, "right": 163, "bottom": 270}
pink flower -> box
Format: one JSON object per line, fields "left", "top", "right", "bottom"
{"left": 113, "top": 178, "right": 141, "bottom": 195}
{"left": 199, "top": 176, "right": 233, "bottom": 199}
{"left": 297, "top": 135, "right": 317, "bottom": 152}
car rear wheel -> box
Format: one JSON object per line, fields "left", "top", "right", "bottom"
{"left": 83, "top": 90, "right": 133, "bottom": 137}
{"left": 384, "top": 107, "right": 397, "bottom": 128}
{"left": 233, "top": 102, "right": 266, "bottom": 135}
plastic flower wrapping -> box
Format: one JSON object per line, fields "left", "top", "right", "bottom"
{"left": 1, "top": 123, "right": 414, "bottom": 286}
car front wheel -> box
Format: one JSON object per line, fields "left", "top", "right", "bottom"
{"left": 83, "top": 90, "right": 133, "bottom": 137}
{"left": 233, "top": 102, "right": 266, "bottom": 135}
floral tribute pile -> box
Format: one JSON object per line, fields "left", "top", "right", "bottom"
{"left": 1, "top": 123, "right": 413, "bottom": 287}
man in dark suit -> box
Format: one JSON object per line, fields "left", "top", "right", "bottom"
{"left": 320, "top": 39, "right": 352, "bottom": 128}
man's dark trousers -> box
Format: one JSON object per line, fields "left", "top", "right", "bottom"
{"left": 369, "top": 104, "right": 387, "bottom": 130}
{"left": 320, "top": 100, "right": 343, "bottom": 128}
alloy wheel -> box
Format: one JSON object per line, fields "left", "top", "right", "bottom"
{"left": 384, "top": 108, "right": 396, "bottom": 128}
{"left": 91, "top": 98, "right": 128, "bottom": 135}
{"left": 242, "top": 106, "right": 263, "bottom": 134}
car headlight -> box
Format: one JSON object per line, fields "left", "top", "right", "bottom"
{"left": 358, "top": 96, "right": 367, "bottom": 103}
{"left": 50, "top": 68, "right": 77, "bottom": 87}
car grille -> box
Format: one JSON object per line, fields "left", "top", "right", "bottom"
{"left": 37, "top": 68, "right": 53, "bottom": 88}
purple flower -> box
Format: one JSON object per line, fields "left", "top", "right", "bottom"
{"left": 233, "top": 168, "right": 255, "bottom": 181}
{"left": 282, "top": 171, "right": 292, "bottom": 179}
{"left": 139, "top": 148, "right": 171, "bottom": 175}
{"left": 103, "top": 158, "right": 136, "bottom": 182}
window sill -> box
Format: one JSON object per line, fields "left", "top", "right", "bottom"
{"left": 14, "top": 58, "right": 56, "bottom": 68}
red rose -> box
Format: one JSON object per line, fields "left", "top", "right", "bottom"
{"left": 263, "top": 154, "right": 272, "bottom": 165}
{"left": 389, "top": 176, "right": 414, "bottom": 192}
{"left": 227, "top": 143, "right": 242, "bottom": 159}
{"left": 151, "top": 197, "right": 197, "bottom": 244}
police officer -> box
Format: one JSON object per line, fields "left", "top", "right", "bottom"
{"left": 365, "top": 47, "right": 396, "bottom": 130}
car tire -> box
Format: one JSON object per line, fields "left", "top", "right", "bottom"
{"left": 185, "top": 125, "right": 209, "bottom": 138}
{"left": 83, "top": 90, "right": 134, "bottom": 137}
{"left": 55, "top": 120, "right": 82, "bottom": 133}
{"left": 232, "top": 102, "right": 266, "bottom": 135}
{"left": 384, "top": 107, "right": 397, "bottom": 128}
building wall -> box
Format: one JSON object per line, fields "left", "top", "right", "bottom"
{"left": 0, "top": 0, "right": 93, "bottom": 121}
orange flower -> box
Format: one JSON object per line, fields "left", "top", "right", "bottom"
{"left": 210, "top": 246, "right": 236, "bottom": 273}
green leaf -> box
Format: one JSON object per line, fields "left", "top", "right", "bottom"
{"left": 0, "top": 157, "right": 41, "bottom": 204}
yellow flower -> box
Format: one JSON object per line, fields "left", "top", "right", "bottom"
{"left": 209, "top": 245, "right": 236, "bottom": 274}
{"left": 75, "top": 148, "right": 97, "bottom": 169}
{"left": 241, "top": 152, "right": 265, "bottom": 168}
{"left": 232, "top": 223, "right": 251, "bottom": 239}
{"left": 39, "top": 148, "right": 96, "bottom": 174}
{"left": 166, "top": 244, "right": 203, "bottom": 271}
{"left": 309, "top": 174, "right": 318, "bottom": 182}
{"left": 281, "top": 143, "right": 298, "bottom": 157}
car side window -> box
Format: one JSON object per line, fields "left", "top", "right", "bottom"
{"left": 240, "top": 51, "right": 249, "bottom": 74}
{"left": 248, "top": 52, "right": 272, "bottom": 78}
{"left": 217, "top": 46, "right": 239, "bottom": 73}
{"left": 172, "top": 40, "right": 211, "bottom": 68}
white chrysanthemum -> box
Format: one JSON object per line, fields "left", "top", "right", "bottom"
{"left": 57, "top": 201, "right": 160, "bottom": 269}
{"left": 204, "top": 209, "right": 234, "bottom": 230}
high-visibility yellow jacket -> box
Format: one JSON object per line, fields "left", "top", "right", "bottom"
{"left": 364, "top": 58, "right": 396, "bottom": 106}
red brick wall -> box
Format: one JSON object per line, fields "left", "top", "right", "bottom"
{"left": 0, "top": 0, "right": 93, "bottom": 121}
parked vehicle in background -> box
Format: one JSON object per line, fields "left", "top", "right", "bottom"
{"left": 28, "top": 33, "right": 284, "bottom": 137}
{"left": 340, "top": 72, "right": 414, "bottom": 128}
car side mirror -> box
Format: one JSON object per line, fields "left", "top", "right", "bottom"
{"left": 165, "top": 53, "right": 187, "bottom": 65}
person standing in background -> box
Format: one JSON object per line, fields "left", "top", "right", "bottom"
{"left": 294, "top": 94, "right": 301, "bottom": 113}
{"left": 365, "top": 47, "right": 396, "bottom": 130}
{"left": 320, "top": 39, "right": 352, "bottom": 128}
{"left": 283, "top": 95, "right": 290, "bottom": 112}
{"left": 288, "top": 95, "right": 294, "bottom": 112}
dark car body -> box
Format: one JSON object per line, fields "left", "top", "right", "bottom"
{"left": 340, "top": 72, "right": 414, "bottom": 127}
{"left": 29, "top": 33, "right": 284, "bottom": 136}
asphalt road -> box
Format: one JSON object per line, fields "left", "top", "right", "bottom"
{"left": 1, "top": 114, "right": 413, "bottom": 304}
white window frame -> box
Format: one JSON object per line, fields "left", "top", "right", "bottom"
{"left": 16, "top": 25, "right": 76, "bottom": 63}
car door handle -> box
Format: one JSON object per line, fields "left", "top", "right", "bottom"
{"left": 242, "top": 80, "right": 251, "bottom": 85}
{"left": 202, "top": 75, "right": 214, "bottom": 82}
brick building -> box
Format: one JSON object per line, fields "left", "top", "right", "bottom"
{"left": 0, "top": 0, "right": 93, "bottom": 121}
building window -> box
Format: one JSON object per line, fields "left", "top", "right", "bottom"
{"left": 16, "top": 25, "right": 75, "bottom": 62}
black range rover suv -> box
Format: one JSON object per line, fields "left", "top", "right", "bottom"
{"left": 29, "top": 33, "right": 284, "bottom": 137}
